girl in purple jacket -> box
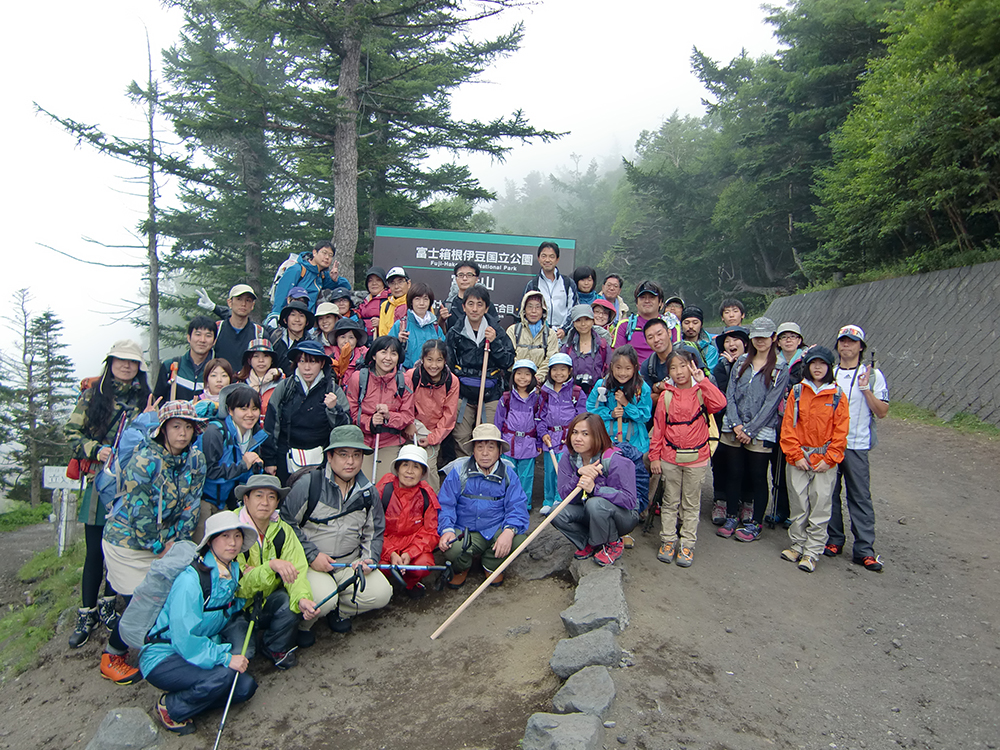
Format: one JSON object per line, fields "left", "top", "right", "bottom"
{"left": 538, "top": 353, "right": 586, "bottom": 515}
{"left": 494, "top": 360, "right": 542, "bottom": 510}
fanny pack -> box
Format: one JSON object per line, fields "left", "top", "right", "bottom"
{"left": 287, "top": 447, "right": 324, "bottom": 473}
{"left": 459, "top": 375, "right": 497, "bottom": 390}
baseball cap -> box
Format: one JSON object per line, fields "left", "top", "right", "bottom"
{"left": 386, "top": 266, "right": 409, "bottom": 281}
{"left": 228, "top": 284, "right": 257, "bottom": 299}
{"left": 837, "top": 325, "right": 866, "bottom": 342}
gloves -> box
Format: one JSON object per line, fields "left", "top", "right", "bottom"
{"left": 196, "top": 288, "right": 215, "bottom": 311}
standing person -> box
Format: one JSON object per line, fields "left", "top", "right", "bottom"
{"left": 153, "top": 317, "right": 216, "bottom": 403}
{"left": 716, "top": 317, "right": 789, "bottom": 543}
{"left": 680, "top": 306, "right": 719, "bottom": 370}
{"left": 523, "top": 241, "right": 578, "bottom": 337}
{"left": 214, "top": 285, "right": 265, "bottom": 372}
{"left": 280, "top": 425, "right": 392, "bottom": 634}
{"left": 638, "top": 317, "right": 675, "bottom": 400}
{"left": 101, "top": 401, "right": 207, "bottom": 684}
{"left": 193, "top": 358, "right": 234, "bottom": 419}
{"left": 649, "top": 351, "right": 727, "bottom": 568}
{"left": 236, "top": 339, "right": 283, "bottom": 422}
{"left": 65, "top": 340, "right": 153, "bottom": 650}
{"left": 437, "top": 425, "right": 529, "bottom": 588}
{"left": 719, "top": 298, "right": 746, "bottom": 327}
{"left": 710, "top": 326, "right": 750, "bottom": 525}
{"left": 327, "top": 288, "right": 361, "bottom": 327}
{"left": 358, "top": 266, "right": 389, "bottom": 340}
{"left": 494, "top": 360, "right": 542, "bottom": 508}
{"left": 587, "top": 345, "right": 653, "bottom": 453}
{"left": 664, "top": 296, "right": 685, "bottom": 321}
{"left": 769, "top": 322, "right": 807, "bottom": 526}
{"left": 267, "top": 241, "right": 351, "bottom": 322}
{"left": 552, "top": 414, "right": 639, "bottom": 567}
{"left": 141, "top": 512, "right": 259, "bottom": 736}
{"left": 439, "top": 260, "right": 500, "bottom": 333}
{"left": 590, "top": 298, "right": 619, "bottom": 343}
{"left": 229, "top": 475, "right": 318, "bottom": 663}
{"left": 779, "top": 346, "right": 849, "bottom": 573}
{"left": 562, "top": 304, "right": 610, "bottom": 395}
{"left": 507, "top": 290, "right": 559, "bottom": 384}
{"left": 538, "top": 353, "right": 585, "bottom": 515}
{"left": 271, "top": 300, "right": 316, "bottom": 377}
{"left": 262, "top": 340, "right": 350, "bottom": 485}
{"left": 378, "top": 267, "right": 411, "bottom": 336}
{"left": 446, "top": 286, "right": 515, "bottom": 457}
{"left": 406, "top": 340, "right": 459, "bottom": 492}
{"left": 374, "top": 446, "right": 441, "bottom": 598}
{"left": 330, "top": 318, "right": 369, "bottom": 389}
{"left": 345, "top": 336, "right": 415, "bottom": 482}
{"left": 389, "top": 282, "right": 445, "bottom": 369}
{"left": 598, "top": 274, "right": 629, "bottom": 319}
{"left": 825, "top": 325, "right": 889, "bottom": 572}
{"left": 573, "top": 266, "right": 599, "bottom": 305}
{"left": 613, "top": 280, "right": 680, "bottom": 363}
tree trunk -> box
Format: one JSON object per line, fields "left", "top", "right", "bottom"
{"left": 241, "top": 132, "right": 265, "bottom": 307}
{"left": 333, "top": 13, "right": 361, "bottom": 288}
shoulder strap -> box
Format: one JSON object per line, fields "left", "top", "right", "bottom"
{"left": 542, "top": 325, "right": 548, "bottom": 352}
{"left": 272, "top": 527, "right": 286, "bottom": 559}
{"left": 420, "top": 488, "right": 430, "bottom": 514}
{"left": 395, "top": 369, "right": 407, "bottom": 397}
{"left": 304, "top": 468, "right": 325, "bottom": 523}
{"left": 356, "top": 369, "right": 370, "bottom": 426}
{"left": 191, "top": 559, "right": 229, "bottom": 613}
{"left": 571, "top": 385, "right": 582, "bottom": 406}
{"left": 380, "top": 482, "right": 393, "bottom": 510}
{"left": 791, "top": 383, "right": 803, "bottom": 427}
{"left": 514, "top": 321, "right": 523, "bottom": 342}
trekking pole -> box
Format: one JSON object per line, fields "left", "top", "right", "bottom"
{"left": 327, "top": 562, "right": 450, "bottom": 572}
{"left": 475, "top": 340, "right": 490, "bottom": 428}
{"left": 431, "top": 482, "right": 588, "bottom": 640}
{"left": 168, "top": 361, "right": 179, "bottom": 402}
{"left": 314, "top": 567, "right": 367, "bottom": 610}
{"left": 372, "top": 431, "right": 381, "bottom": 480}
{"left": 212, "top": 593, "right": 260, "bottom": 750}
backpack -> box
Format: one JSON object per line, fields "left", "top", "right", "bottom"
{"left": 789, "top": 383, "right": 844, "bottom": 428}
{"left": 408, "top": 366, "right": 454, "bottom": 396}
{"left": 355, "top": 368, "right": 409, "bottom": 428}
{"left": 196, "top": 418, "right": 269, "bottom": 507}
{"left": 657, "top": 388, "right": 720, "bottom": 456}
{"left": 119, "top": 540, "right": 234, "bottom": 649}
{"left": 513, "top": 321, "right": 549, "bottom": 354}
{"left": 288, "top": 467, "right": 377, "bottom": 526}
{"left": 95, "top": 412, "right": 159, "bottom": 515}
{"left": 268, "top": 253, "right": 305, "bottom": 305}
{"left": 499, "top": 390, "right": 541, "bottom": 438}
{"left": 380, "top": 482, "right": 431, "bottom": 515}
{"left": 598, "top": 444, "right": 650, "bottom": 514}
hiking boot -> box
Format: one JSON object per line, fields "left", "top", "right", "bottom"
{"left": 798, "top": 556, "right": 816, "bottom": 573}
{"left": 622, "top": 534, "right": 635, "bottom": 549}
{"left": 716, "top": 517, "right": 739, "bottom": 538}
{"left": 854, "top": 554, "right": 884, "bottom": 572}
{"left": 823, "top": 543, "right": 843, "bottom": 557}
{"left": 406, "top": 582, "right": 427, "bottom": 599}
{"left": 296, "top": 629, "right": 316, "bottom": 649}
{"left": 780, "top": 548, "right": 801, "bottom": 563}
{"left": 539, "top": 504, "right": 553, "bottom": 516}
{"left": 485, "top": 569, "right": 504, "bottom": 587}
{"left": 327, "top": 612, "right": 353, "bottom": 633}
{"left": 155, "top": 695, "right": 195, "bottom": 736}
{"left": 734, "top": 521, "right": 762, "bottom": 542}
{"left": 447, "top": 568, "right": 469, "bottom": 589}
{"left": 657, "top": 540, "right": 676, "bottom": 564}
{"left": 68, "top": 608, "right": 98, "bottom": 649}
{"left": 270, "top": 647, "right": 298, "bottom": 670}
{"left": 100, "top": 652, "right": 141, "bottom": 685}
{"left": 711, "top": 501, "right": 726, "bottom": 526}
{"left": 740, "top": 503, "right": 753, "bottom": 523}
{"left": 98, "top": 596, "right": 119, "bottom": 632}
{"left": 574, "top": 544, "right": 597, "bottom": 560}
{"left": 595, "top": 538, "right": 624, "bottom": 567}
{"left": 675, "top": 546, "right": 694, "bottom": 568}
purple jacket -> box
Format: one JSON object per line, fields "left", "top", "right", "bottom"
{"left": 562, "top": 334, "right": 609, "bottom": 395}
{"left": 494, "top": 389, "right": 541, "bottom": 460}
{"left": 538, "top": 383, "right": 586, "bottom": 453}
{"left": 557, "top": 450, "right": 637, "bottom": 511}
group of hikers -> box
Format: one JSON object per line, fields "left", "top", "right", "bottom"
{"left": 63, "top": 238, "right": 889, "bottom": 736}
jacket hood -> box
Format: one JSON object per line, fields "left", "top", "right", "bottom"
{"left": 519, "top": 290, "right": 548, "bottom": 326}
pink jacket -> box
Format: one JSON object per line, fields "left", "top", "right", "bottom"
{"left": 406, "top": 367, "right": 459, "bottom": 447}
{"left": 346, "top": 369, "right": 415, "bottom": 448}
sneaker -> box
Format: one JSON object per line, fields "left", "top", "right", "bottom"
{"left": 734, "top": 521, "right": 762, "bottom": 542}
{"left": 854, "top": 555, "right": 884, "bottom": 572}
{"left": 711, "top": 501, "right": 726, "bottom": 526}
{"left": 595, "top": 539, "right": 624, "bottom": 567}
{"left": 574, "top": 544, "right": 597, "bottom": 560}
{"left": 823, "top": 543, "right": 843, "bottom": 557}
{"left": 68, "top": 608, "right": 98, "bottom": 649}
{"left": 327, "top": 612, "right": 353, "bottom": 633}
{"left": 155, "top": 695, "right": 195, "bottom": 736}
{"left": 740, "top": 503, "right": 753, "bottom": 523}
{"left": 716, "top": 517, "right": 739, "bottom": 538}
{"left": 100, "top": 653, "right": 141, "bottom": 685}
{"left": 485, "top": 569, "right": 504, "bottom": 587}
{"left": 539, "top": 504, "right": 553, "bottom": 516}
{"left": 97, "top": 596, "right": 119, "bottom": 632}
{"left": 798, "top": 556, "right": 816, "bottom": 573}
{"left": 271, "top": 647, "right": 298, "bottom": 670}
{"left": 780, "top": 548, "right": 801, "bottom": 563}
{"left": 675, "top": 546, "right": 694, "bottom": 568}
{"left": 296, "top": 629, "right": 316, "bottom": 649}
{"left": 406, "top": 582, "right": 427, "bottom": 599}
{"left": 657, "top": 540, "right": 676, "bottom": 564}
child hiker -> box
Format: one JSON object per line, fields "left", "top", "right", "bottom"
{"left": 649, "top": 351, "right": 726, "bottom": 568}
{"left": 586, "top": 345, "right": 653, "bottom": 453}
{"left": 494, "top": 359, "right": 542, "bottom": 509}
{"left": 779, "top": 346, "right": 849, "bottom": 573}
{"left": 406, "top": 340, "right": 459, "bottom": 492}
{"left": 194, "top": 358, "right": 234, "bottom": 419}
{"left": 538, "top": 353, "right": 585, "bottom": 515}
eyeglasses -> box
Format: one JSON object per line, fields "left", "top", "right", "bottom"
{"left": 456, "top": 272, "right": 477, "bottom": 279}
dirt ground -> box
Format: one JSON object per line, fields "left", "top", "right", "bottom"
{"left": 1, "top": 418, "right": 997, "bottom": 750}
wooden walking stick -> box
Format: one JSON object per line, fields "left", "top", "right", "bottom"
{"left": 616, "top": 416, "right": 623, "bottom": 443}
{"left": 168, "top": 361, "right": 179, "bottom": 401}
{"left": 430, "top": 483, "right": 586, "bottom": 640}
{"left": 548, "top": 448, "right": 560, "bottom": 474}
{"left": 474, "top": 340, "right": 491, "bottom": 428}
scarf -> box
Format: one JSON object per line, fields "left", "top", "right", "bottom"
{"left": 462, "top": 315, "right": 486, "bottom": 346}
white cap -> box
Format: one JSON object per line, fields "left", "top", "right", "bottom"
{"left": 386, "top": 266, "right": 408, "bottom": 280}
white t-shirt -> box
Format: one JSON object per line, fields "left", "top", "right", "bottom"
{"left": 834, "top": 365, "right": 889, "bottom": 450}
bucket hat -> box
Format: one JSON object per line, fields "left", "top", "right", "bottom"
{"left": 715, "top": 326, "right": 751, "bottom": 353}
{"left": 234, "top": 474, "right": 290, "bottom": 504}
{"left": 315, "top": 302, "right": 341, "bottom": 319}
{"left": 776, "top": 322, "right": 803, "bottom": 338}
{"left": 365, "top": 266, "right": 388, "bottom": 285}
{"left": 324, "top": 425, "right": 374, "bottom": 454}
{"left": 241, "top": 338, "right": 274, "bottom": 367}
{"left": 394, "top": 444, "right": 429, "bottom": 475}
{"left": 591, "top": 298, "right": 617, "bottom": 317}
{"left": 279, "top": 300, "right": 316, "bottom": 330}
{"left": 332, "top": 317, "right": 368, "bottom": 348}
{"left": 197, "top": 510, "right": 257, "bottom": 554}
{"left": 151, "top": 400, "right": 207, "bottom": 439}
{"left": 464, "top": 423, "right": 510, "bottom": 454}
{"left": 106, "top": 340, "right": 148, "bottom": 372}
{"left": 288, "top": 339, "right": 331, "bottom": 364}
{"left": 569, "top": 304, "right": 595, "bottom": 323}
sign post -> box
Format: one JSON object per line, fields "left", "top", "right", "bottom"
{"left": 43, "top": 467, "right": 80, "bottom": 556}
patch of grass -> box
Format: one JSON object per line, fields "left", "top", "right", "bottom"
{"left": 889, "top": 402, "right": 999, "bottom": 439}
{"left": 0, "top": 541, "right": 85, "bottom": 678}
{"left": 0, "top": 502, "right": 52, "bottom": 533}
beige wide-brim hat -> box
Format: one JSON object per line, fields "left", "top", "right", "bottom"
{"left": 197, "top": 510, "right": 257, "bottom": 554}
{"left": 464, "top": 423, "right": 510, "bottom": 454}
{"left": 106, "top": 339, "right": 148, "bottom": 372}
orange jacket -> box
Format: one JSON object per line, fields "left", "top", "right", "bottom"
{"left": 649, "top": 379, "right": 727, "bottom": 464}
{"left": 374, "top": 475, "right": 440, "bottom": 561}
{"left": 406, "top": 367, "right": 460, "bottom": 447}
{"left": 346, "top": 369, "right": 415, "bottom": 448}
{"left": 780, "top": 381, "right": 849, "bottom": 467}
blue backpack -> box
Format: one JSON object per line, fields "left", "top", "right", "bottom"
{"left": 94, "top": 412, "right": 159, "bottom": 515}
{"left": 196, "top": 417, "right": 268, "bottom": 508}
{"left": 600, "top": 443, "right": 650, "bottom": 514}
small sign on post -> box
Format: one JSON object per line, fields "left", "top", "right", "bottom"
{"left": 43, "top": 466, "right": 81, "bottom": 556}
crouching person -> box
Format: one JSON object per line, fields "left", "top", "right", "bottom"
{"left": 141, "top": 511, "right": 258, "bottom": 736}
{"left": 224, "top": 475, "right": 318, "bottom": 667}
{"left": 280, "top": 425, "right": 392, "bottom": 635}
{"left": 437, "top": 425, "right": 529, "bottom": 588}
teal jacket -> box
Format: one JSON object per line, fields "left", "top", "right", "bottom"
{"left": 586, "top": 378, "right": 654, "bottom": 453}
{"left": 388, "top": 310, "right": 445, "bottom": 369}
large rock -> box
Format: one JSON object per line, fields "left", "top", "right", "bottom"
{"left": 85, "top": 708, "right": 160, "bottom": 750}
{"left": 509, "top": 526, "right": 576, "bottom": 580}
{"left": 560, "top": 566, "right": 628, "bottom": 636}
{"left": 552, "top": 665, "right": 616, "bottom": 718}
{"left": 568, "top": 558, "right": 629, "bottom": 584}
{"left": 522, "top": 712, "right": 603, "bottom": 750}
{"left": 550, "top": 624, "right": 622, "bottom": 679}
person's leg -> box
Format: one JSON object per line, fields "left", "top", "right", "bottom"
{"left": 452, "top": 403, "right": 476, "bottom": 458}
{"left": 370, "top": 444, "right": 401, "bottom": 484}
{"left": 146, "top": 653, "right": 257, "bottom": 723}
{"left": 81, "top": 524, "right": 106, "bottom": 609}
{"left": 802, "top": 468, "right": 837, "bottom": 561}
{"left": 550, "top": 503, "right": 589, "bottom": 550}
{"left": 658, "top": 463, "right": 683, "bottom": 547}
{"left": 303, "top": 568, "right": 338, "bottom": 626}
{"left": 336, "top": 569, "right": 392, "bottom": 617}
{"left": 425, "top": 444, "right": 442, "bottom": 492}
{"left": 746, "top": 449, "right": 772, "bottom": 524}
{"left": 220, "top": 611, "right": 254, "bottom": 659}
{"left": 773, "top": 444, "right": 791, "bottom": 521}
{"left": 542, "top": 449, "right": 563, "bottom": 509}
{"left": 512, "top": 457, "right": 535, "bottom": 510}
{"left": 584, "top": 496, "right": 633, "bottom": 547}
{"left": 401, "top": 551, "right": 437, "bottom": 589}
{"left": 480, "top": 530, "right": 528, "bottom": 574}
{"left": 721, "top": 442, "right": 745, "bottom": 518}
{"left": 677, "top": 464, "right": 708, "bottom": 547}
{"left": 827, "top": 464, "right": 847, "bottom": 548}
{"left": 258, "top": 589, "right": 299, "bottom": 657}
{"left": 785, "top": 464, "right": 811, "bottom": 554}
{"left": 841, "top": 450, "right": 877, "bottom": 560}
{"left": 443, "top": 530, "right": 490, "bottom": 573}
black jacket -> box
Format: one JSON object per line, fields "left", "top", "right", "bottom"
{"left": 262, "top": 372, "right": 349, "bottom": 466}
{"left": 445, "top": 324, "right": 515, "bottom": 403}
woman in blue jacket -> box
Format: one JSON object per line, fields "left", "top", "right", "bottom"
{"left": 388, "top": 282, "right": 445, "bottom": 369}
{"left": 141, "top": 511, "right": 258, "bottom": 736}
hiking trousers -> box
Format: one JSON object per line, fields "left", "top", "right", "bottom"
{"left": 453, "top": 401, "right": 498, "bottom": 458}
{"left": 301, "top": 567, "right": 392, "bottom": 627}
{"left": 221, "top": 589, "right": 298, "bottom": 660}
{"left": 506, "top": 456, "right": 536, "bottom": 509}
{"left": 785, "top": 464, "right": 837, "bottom": 560}
{"left": 827, "top": 449, "right": 876, "bottom": 558}
{"left": 443, "top": 529, "right": 527, "bottom": 574}
{"left": 552, "top": 496, "right": 640, "bottom": 550}
{"left": 145, "top": 653, "right": 257, "bottom": 722}
{"left": 659, "top": 462, "right": 707, "bottom": 547}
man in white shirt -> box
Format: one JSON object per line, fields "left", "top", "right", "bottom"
{"left": 825, "top": 325, "right": 889, "bottom": 571}
{"left": 523, "top": 242, "right": 578, "bottom": 338}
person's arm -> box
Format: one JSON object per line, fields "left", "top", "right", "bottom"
{"left": 493, "top": 391, "right": 509, "bottom": 431}
{"left": 269, "top": 264, "right": 298, "bottom": 321}
{"left": 359, "top": 489, "right": 385, "bottom": 563}
{"left": 702, "top": 342, "right": 720, "bottom": 370}
{"left": 64, "top": 390, "right": 103, "bottom": 461}
{"left": 121, "top": 450, "right": 167, "bottom": 554}
{"left": 863, "top": 368, "right": 890, "bottom": 419}
{"left": 428, "top": 374, "right": 460, "bottom": 445}
{"left": 164, "top": 451, "right": 205, "bottom": 544}
{"left": 744, "top": 366, "right": 790, "bottom": 438}
{"left": 326, "top": 380, "right": 350, "bottom": 427}
{"left": 724, "top": 357, "right": 744, "bottom": 428}
{"left": 593, "top": 455, "right": 637, "bottom": 510}
{"left": 502, "top": 464, "right": 530, "bottom": 533}
{"left": 587, "top": 380, "right": 613, "bottom": 422}
{"left": 261, "top": 383, "right": 282, "bottom": 467}
{"left": 436, "top": 470, "right": 460, "bottom": 534}
{"left": 280, "top": 524, "right": 315, "bottom": 613}
{"left": 698, "top": 377, "right": 728, "bottom": 414}
{"left": 279, "top": 479, "right": 320, "bottom": 563}
{"left": 165, "top": 569, "right": 233, "bottom": 669}
{"left": 344, "top": 371, "right": 363, "bottom": 428}
{"left": 779, "top": 394, "right": 803, "bottom": 464}
{"left": 489, "top": 327, "right": 516, "bottom": 370}
{"left": 406, "top": 488, "right": 441, "bottom": 560}
{"left": 648, "top": 391, "right": 666, "bottom": 463}
{"left": 556, "top": 450, "right": 581, "bottom": 500}
{"left": 202, "top": 425, "right": 247, "bottom": 482}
